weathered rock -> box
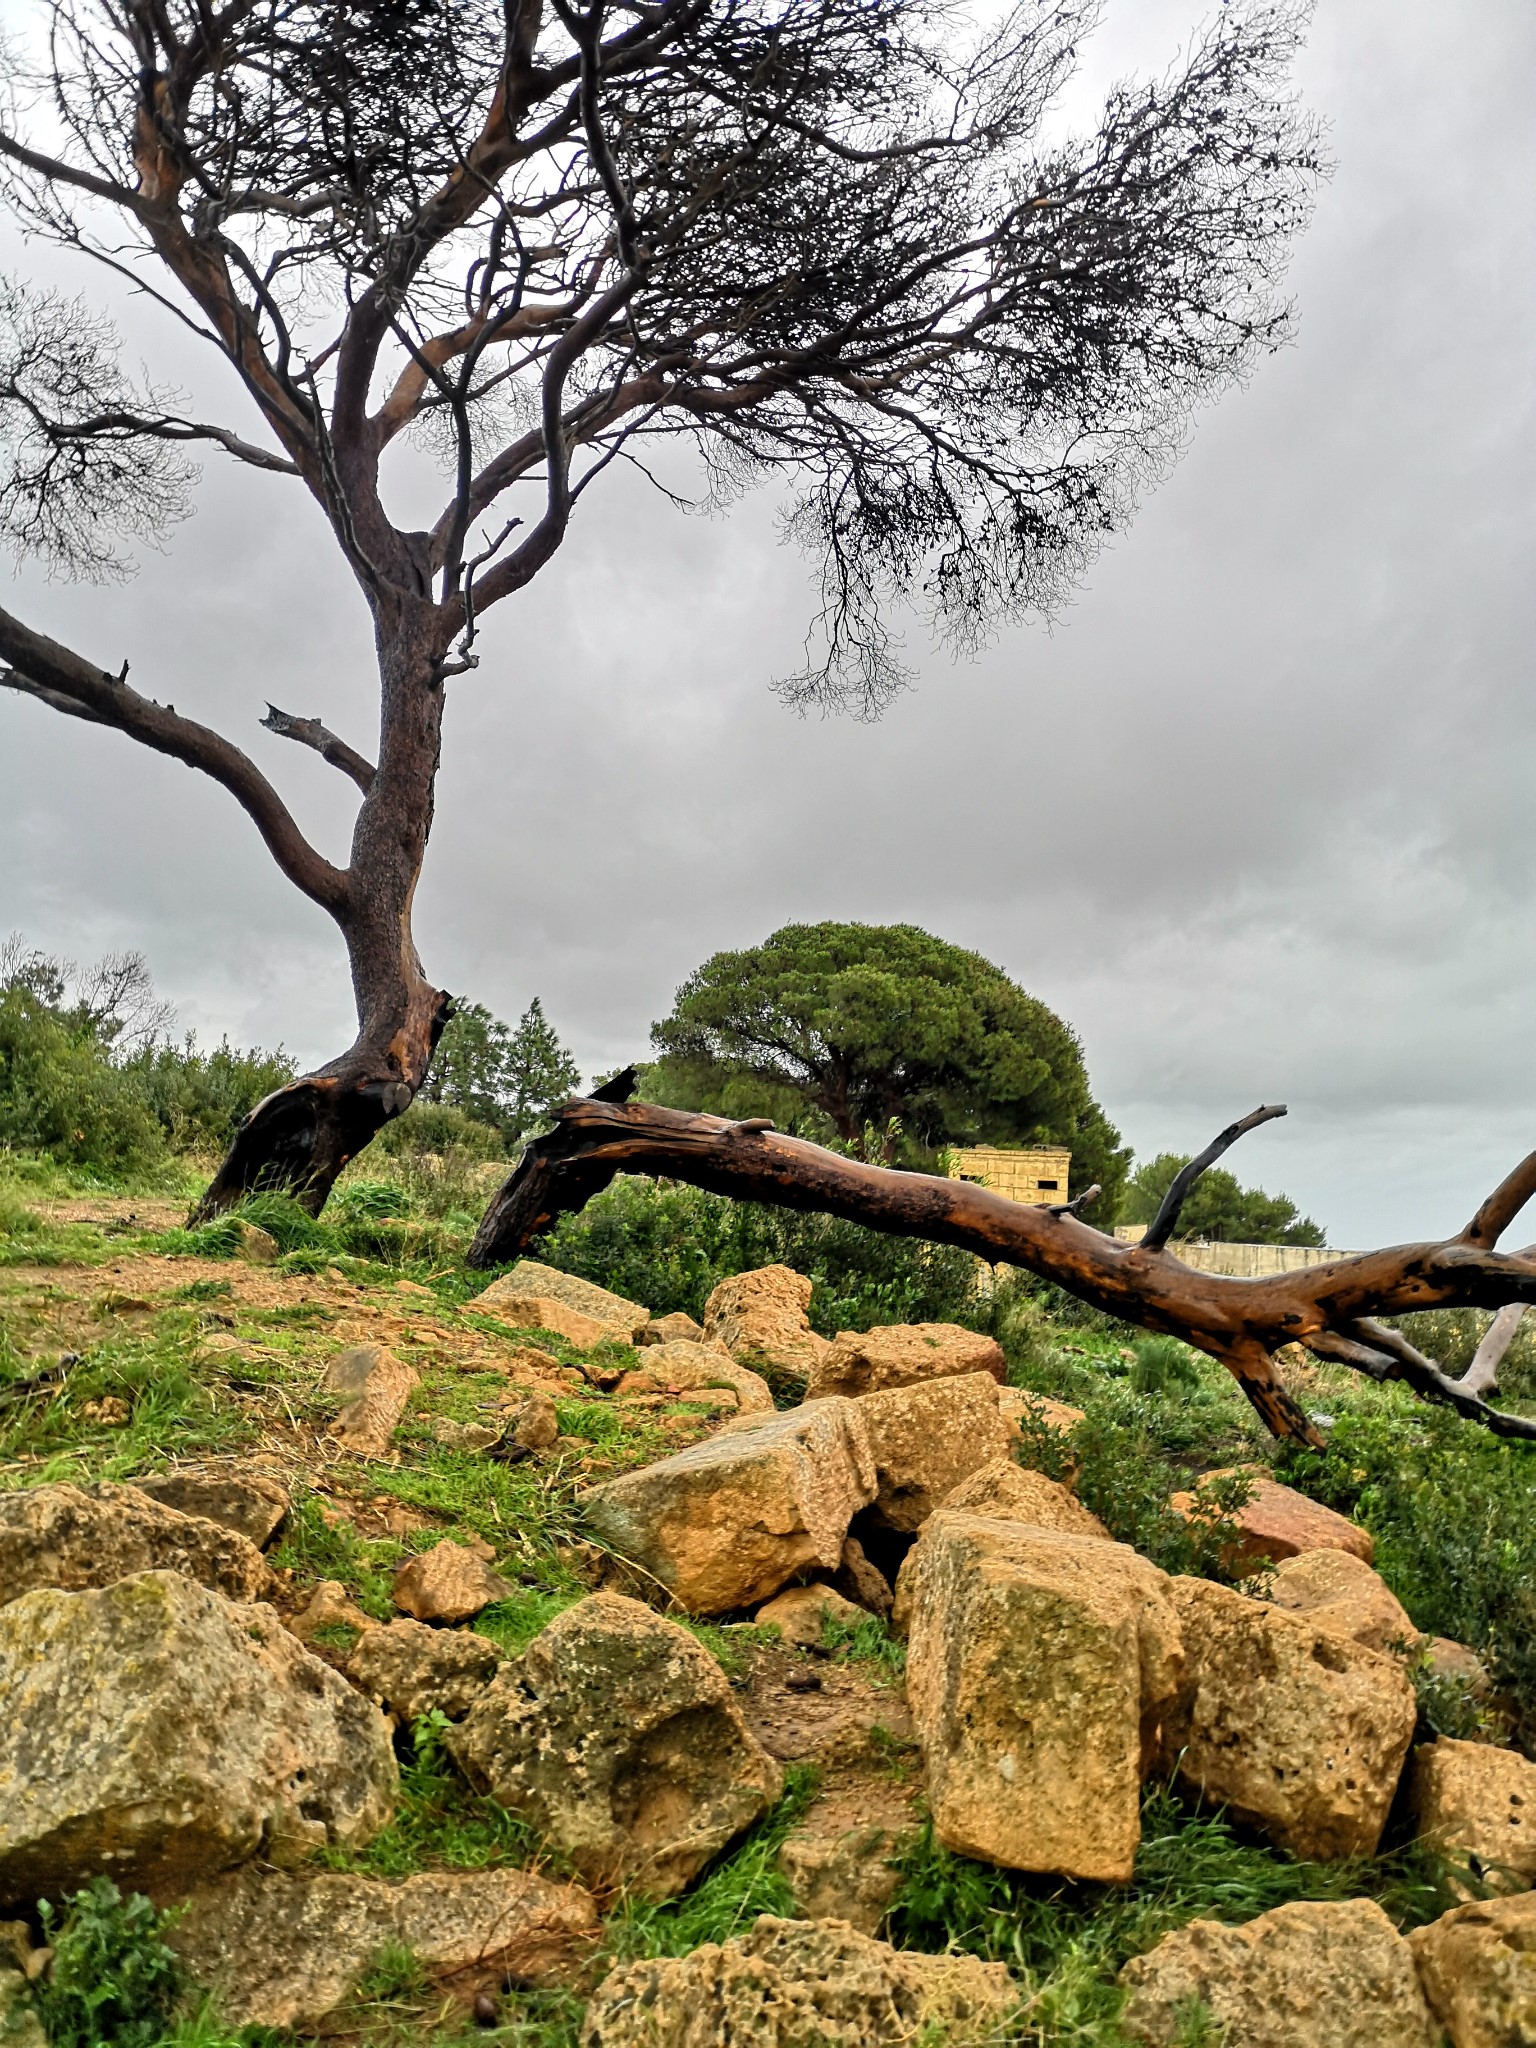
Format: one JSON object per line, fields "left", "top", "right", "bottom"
{"left": 476, "top": 1263, "right": 649, "bottom": 1343}
{"left": 131, "top": 1469, "right": 290, "bottom": 1550}
{"left": 1118, "top": 1897, "right": 1438, "bottom": 2048}
{"left": 833, "top": 1534, "right": 893, "bottom": 1617}
{"left": 1425, "top": 1636, "right": 1493, "bottom": 1699}
{"left": 393, "top": 1540, "right": 513, "bottom": 1624}
{"left": 583, "top": 1915, "right": 1013, "bottom": 2047}
{"left": 1269, "top": 1548, "right": 1416, "bottom": 1655}
{"left": 856, "top": 1375, "right": 1013, "bottom": 1532}
{"left": 0, "top": 1482, "right": 273, "bottom": 1606}
{"left": 433, "top": 1418, "right": 503, "bottom": 1452}
{"left": 1171, "top": 1469, "right": 1374, "bottom": 1567}
{"left": 289, "top": 1579, "right": 373, "bottom": 1644}
{"left": 496, "top": 1390, "right": 561, "bottom": 1452}
{"left": 449, "top": 1594, "right": 782, "bottom": 1897}
{"left": 776, "top": 1824, "right": 916, "bottom": 1936}
{"left": 637, "top": 1338, "right": 775, "bottom": 1414}
{"left": 702, "top": 1266, "right": 829, "bottom": 1384}
{"left": 0, "top": 1570, "right": 396, "bottom": 1903}
{"left": 0, "top": 1970, "right": 44, "bottom": 2048}
{"left": 1001, "top": 1388, "right": 1085, "bottom": 1444}
{"left": 579, "top": 1401, "right": 876, "bottom": 1614}
{"left": 170, "top": 1865, "right": 598, "bottom": 2030}
{"left": 1411, "top": 1737, "right": 1536, "bottom": 1894}
{"left": 897, "top": 1512, "right": 1184, "bottom": 1882}
{"left": 471, "top": 1292, "right": 613, "bottom": 1350}
{"left": 1162, "top": 1576, "right": 1416, "bottom": 1860}
{"left": 939, "top": 1458, "right": 1110, "bottom": 1539}
{"left": 320, "top": 1345, "right": 419, "bottom": 1457}
{"left": 806, "top": 1323, "right": 1007, "bottom": 1400}
{"left": 637, "top": 1313, "right": 705, "bottom": 1347}
{"left": 229, "top": 1218, "right": 280, "bottom": 1264}
{"left": 347, "top": 1618, "right": 502, "bottom": 1723}
{"left": 755, "top": 1581, "right": 868, "bottom": 1648}
{"left": 1409, "top": 1892, "right": 1536, "bottom": 2048}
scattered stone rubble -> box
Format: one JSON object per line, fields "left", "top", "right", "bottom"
{"left": 0, "top": 1256, "right": 1526, "bottom": 2048}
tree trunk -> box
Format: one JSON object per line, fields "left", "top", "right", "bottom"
{"left": 193, "top": 602, "right": 452, "bottom": 1219}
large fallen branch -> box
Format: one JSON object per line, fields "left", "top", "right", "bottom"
{"left": 469, "top": 1097, "right": 1536, "bottom": 1448}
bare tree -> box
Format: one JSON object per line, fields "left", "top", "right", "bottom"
{"left": 472, "top": 1094, "right": 1536, "bottom": 1446}
{"left": 0, "top": 0, "right": 1320, "bottom": 1212}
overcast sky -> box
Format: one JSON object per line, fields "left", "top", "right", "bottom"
{"left": 3, "top": 0, "right": 1534, "bottom": 1248}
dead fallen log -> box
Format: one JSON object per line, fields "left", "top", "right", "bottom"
{"left": 469, "top": 1097, "right": 1536, "bottom": 1448}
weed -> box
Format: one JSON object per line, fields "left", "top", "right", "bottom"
{"left": 820, "top": 1608, "right": 907, "bottom": 1682}
{"left": 322, "top": 1715, "right": 550, "bottom": 1880}
{"left": 473, "top": 1590, "right": 583, "bottom": 1656}
{"left": 33, "top": 1879, "right": 184, "bottom": 2048}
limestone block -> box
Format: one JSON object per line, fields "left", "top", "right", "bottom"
{"left": 1269, "top": 1548, "right": 1416, "bottom": 1655}
{"left": 0, "top": 1482, "right": 273, "bottom": 1606}
{"left": 755, "top": 1581, "right": 868, "bottom": 1648}
{"left": 1409, "top": 1892, "right": 1536, "bottom": 2048}
{"left": 702, "top": 1266, "right": 829, "bottom": 1383}
{"left": 476, "top": 1262, "right": 649, "bottom": 1343}
{"left": 639, "top": 1338, "right": 774, "bottom": 1414}
{"left": 775, "top": 1823, "right": 915, "bottom": 1935}
{"left": 1411, "top": 1737, "right": 1536, "bottom": 1894}
{"left": 806, "top": 1323, "right": 1005, "bottom": 1400}
{"left": 449, "top": 1594, "right": 782, "bottom": 1897}
{"left": 1171, "top": 1470, "right": 1374, "bottom": 1567}
{"left": 580, "top": 1915, "right": 1017, "bottom": 2047}
{"left": 897, "top": 1512, "right": 1184, "bottom": 1882}
{"left": 130, "top": 1469, "right": 290, "bottom": 1550}
{"left": 1163, "top": 1576, "right": 1416, "bottom": 1860}
{"left": 465, "top": 1293, "right": 612, "bottom": 1350}
{"left": 856, "top": 1374, "right": 1013, "bottom": 1531}
{"left": 578, "top": 1400, "right": 876, "bottom": 1613}
{"left": 0, "top": 1571, "right": 396, "bottom": 1904}
{"left": 171, "top": 1865, "right": 597, "bottom": 2029}
{"left": 939, "top": 1458, "right": 1110, "bottom": 1539}
{"left": 637, "top": 1313, "right": 705, "bottom": 1346}
{"left": 1119, "top": 1897, "right": 1438, "bottom": 2047}
{"left": 347, "top": 1619, "right": 502, "bottom": 1723}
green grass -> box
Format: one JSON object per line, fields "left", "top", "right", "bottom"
{"left": 885, "top": 1781, "right": 1459, "bottom": 2045}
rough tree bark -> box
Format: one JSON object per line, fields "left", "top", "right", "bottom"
{"left": 470, "top": 1094, "right": 1536, "bottom": 1447}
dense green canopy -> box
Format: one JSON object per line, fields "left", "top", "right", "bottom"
{"left": 648, "top": 921, "right": 1129, "bottom": 1211}
{"left": 1120, "top": 1152, "right": 1325, "bottom": 1246}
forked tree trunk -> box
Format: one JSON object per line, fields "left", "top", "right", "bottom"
{"left": 194, "top": 602, "right": 452, "bottom": 1219}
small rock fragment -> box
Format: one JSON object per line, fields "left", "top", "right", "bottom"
{"left": 289, "top": 1579, "right": 374, "bottom": 1644}
{"left": 807, "top": 1323, "right": 1006, "bottom": 1400}
{"left": 833, "top": 1534, "right": 892, "bottom": 1617}
{"left": 776, "top": 1822, "right": 915, "bottom": 1936}
{"left": 0, "top": 1571, "right": 396, "bottom": 1904}
{"left": 639, "top": 1338, "right": 774, "bottom": 1414}
{"left": 475, "top": 1262, "right": 649, "bottom": 1342}
{"left": 578, "top": 1401, "right": 876, "bottom": 1614}
{"left": 393, "top": 1540, "right": 513, "bottom": 1624}
{"left": 1269, "top": 1548, "right": 1416, "bottom": 1655}
{"left": 0, "top": 1967, "right": 46, "bottom": 2048}
{"left": 1411, "top": 1737, "right": 1536, "bottom": 1895}
{"left": 856, "top": 1374, "right": 1013, "bottom": 1531}
{"left": 432, "top": 1418, "right": 503, "bottom": 1452}
{"left": 321, "top": 1345, "right": 419, "bottom": 1457}
{"left": 347, "top": 1618, "right": 502, "bottom": 1722}
{"left": 755, "top": 1581, "right": 868, "bottom": 1648}
{"left": 0, "top": 1481, "right": 273, "bottom": 1606}
{"left": 1162, "top": 1576, "right": 1416, "bottom": 1860}
{"left": 469, "top": 1293, "right": 612, "bottom": 1351}
{"left": 1409, "top": 1891, "right": 1536, "bottom": 2048}
{"left": 1171, "top": 1469, "right": 1374, "bottom": 1567}
{"left": 494, "top": 1391, "right": 561, "bottom": 1454}
{"left": 1118, "top": 1897, "right": 1438, "bottom": 2047}
{"left": 1425, "top": 1636, "right": 1493, "bottom": 1699}
{"left": 229, "top": 1219, "right": 280, "bottom": 1264}
{"left": 170, "top": 1865, "right": 597, "bottom": 2029}
{"left": 939, "top": 1458, "right": 1110, "bottom": 1539}
{"left": 450, "top": 1593, "right": 783, "bottom": 1897}
{"left": 580, "top": 1914, "right": 1017, "bottom": 2047}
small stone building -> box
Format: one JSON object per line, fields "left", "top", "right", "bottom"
{"left": 946, "top": 1145, "right": 1072, "bottom": 1205}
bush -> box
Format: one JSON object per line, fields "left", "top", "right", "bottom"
{"left": 33, "top": 1879, "right": 184, "bottom": 2048}
{"left": 533, "top": 1173, "right": 984, "bottom": 1331}
{"left": 1277, "top": 1408, "right": 1536, "bottom": 1750}
{"left": 122, "top": 1035, "right": 295, "bottom": 1153}
{"left": 0, "top": 984, "right": 164, "bottom": 1175}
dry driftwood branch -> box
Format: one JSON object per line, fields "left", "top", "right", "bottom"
{"left": 470, "top": 1097, "right": 1536, "bottom": 1448}
{"left": 1460, "top": 1298, "right": 1529, "bottom": 1398}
